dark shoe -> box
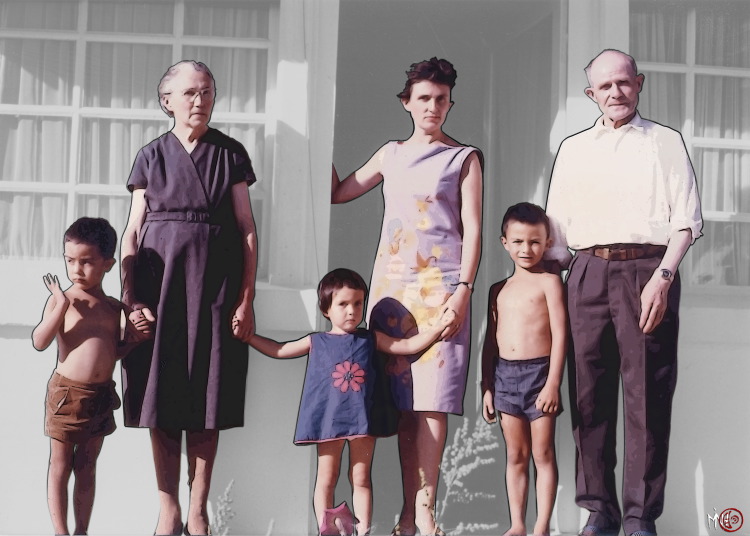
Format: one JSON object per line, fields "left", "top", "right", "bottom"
{"left": 389, "top": 523, "right": 416, "bottom": 536}
{"left": 154, "top": 524, "right": 184, "bottom": 536}
{"left": 628, "top": 532, "right": 656, "bottom": 536}
{"left": 579, "top": 526, "right": 619, "bottom": 536}
{"left": 183, "top": 524, "right": 211, "bottom": 536}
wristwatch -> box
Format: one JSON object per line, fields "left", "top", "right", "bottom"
{"left": 660, "top": 268, "right": 673, "bottom": 281}
{"left": 457, "top": 281, "right": 474, "bottom": 291}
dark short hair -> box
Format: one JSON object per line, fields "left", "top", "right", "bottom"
{"left": 501, "top": 202, "right": 550, "bottom": 238}
{"left": 317, "top": 268, "right": 368, "bottom": 314}
{"left": 64, "top": 217, "right": 117, "bottom": 259}
{"left": 397, "top": 57, "right": 457, "bottom": 101}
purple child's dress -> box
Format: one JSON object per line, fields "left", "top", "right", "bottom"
{"left": 294, "top": 329, "right": 378, "bottom": 443}
{"left": 367, "top": 141, "right": 481, "bottom": 416}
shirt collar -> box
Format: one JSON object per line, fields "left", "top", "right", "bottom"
{"left": 592, "top": 111, "right": 645, "bottom": 138}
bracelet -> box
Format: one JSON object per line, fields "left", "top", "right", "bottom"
{"left": 456, "top": 281, "right": 474, "bottom": 292}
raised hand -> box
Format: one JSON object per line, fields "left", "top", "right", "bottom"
{"left": 43, "top": 274, "right": 69, "bottom": 306}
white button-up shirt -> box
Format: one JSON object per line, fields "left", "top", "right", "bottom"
{"left": 545, "top": 113, "right": 703, "bottom": 268}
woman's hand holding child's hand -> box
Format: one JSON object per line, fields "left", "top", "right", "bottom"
{"left": 437, "top": 307, "right": 457, "bottom": 339}
{"left": 129, "top": 307, "right": 156, "bottom": 338}
{"left": 439, "top": 284, "right": 471, "bottom": 339}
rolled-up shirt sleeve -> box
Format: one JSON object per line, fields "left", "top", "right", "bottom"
{"left": 663, "top": 129, "right": 703, "bottom": 243}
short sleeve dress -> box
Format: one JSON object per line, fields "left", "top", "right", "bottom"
{"left": 294, "top": 329, "right": 379, "bottom": 443}
{"left": 366, "top": 141, "right": 481, "bottom": 416}
{"left": 122, "top": 128, "right": 256, "bottom": 430}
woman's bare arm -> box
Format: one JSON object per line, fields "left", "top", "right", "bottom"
{"left": 441, "top": 151, "right": 483, "bottom": 339}
{"left": 230, "top": 182, "right": 258, "bottom": 341}
{"left": 120, "top": 190, "right": 147, "bottom": 309}
{"left": 331, "top": 145, "right": 388, "bottom": 204}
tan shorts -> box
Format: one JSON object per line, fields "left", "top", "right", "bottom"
{"left": 45, "top": 372, "right": 121, "bottom": 443}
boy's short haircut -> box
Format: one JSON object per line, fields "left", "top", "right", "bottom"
{"left": 501, "top": 202, "right": 550, "bottom": 238}
{"left": 318, "top": 268, "right": 368, "bottom": 314}
{"left": 64, "top": 217, "right": 118, "bottom": 259}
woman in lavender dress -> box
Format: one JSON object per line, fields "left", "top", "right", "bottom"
{"left": 331, "top": 58, "right": 483, "bottom": 536}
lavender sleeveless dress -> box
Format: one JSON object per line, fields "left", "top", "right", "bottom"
{"left": 294, "top": 330, "right": 377, "bottom": 443}
{"left": 366, "top": 141, "right": 480, "bottom": 415}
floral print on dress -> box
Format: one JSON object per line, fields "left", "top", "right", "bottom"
{"left": 332, "top": 361, "right": 366, "bottom": 393}
{"left": 366, "top": 141, "right": 480, "bottom": 414}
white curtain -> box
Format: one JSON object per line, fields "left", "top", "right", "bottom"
{"left": 631, "top": 1, "right": 750, "bottom": 286}
{"left": 0, "top": 0, "right": 271, "bottom": 259}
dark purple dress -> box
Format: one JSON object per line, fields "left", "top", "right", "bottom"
{"left": 122, "top": 128, "right": 256, "bottom": 430}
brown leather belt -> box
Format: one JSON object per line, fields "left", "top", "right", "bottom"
{"left": 578, "top": 243, "right": 666, "bottom": 261}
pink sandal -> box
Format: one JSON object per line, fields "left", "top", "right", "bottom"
{"left": 319, "top": 502, "right": 357, "bottom": 536}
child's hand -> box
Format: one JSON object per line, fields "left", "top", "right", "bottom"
{"left": 439, "top": 307, "right": 457, "bottom": 326}
{"left": 231, "top": 314, "right": 240, "bottom": 338}
{"left": 535, "top": 382, "right": 560, "bottom": 414}
{"left": 436, "top": 307, "right": 457, "bottom": 339}
{"left": 129, "top": 307, "right": 156, "bottom": 338}
{"left": 231, "top": 315, "right": 252, "bottom": 343}
{"left": 43, "top": 274, "right": 69, "bottom": 306}
{"left": 482, "top": 389, "right": 497, "bottom": 424}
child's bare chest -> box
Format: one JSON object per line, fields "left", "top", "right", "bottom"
{"left": 497, "top": 282, "right": 547, "bottom": 320}
{"left": 61, "top": 296, "right": 119, "bottom": 344}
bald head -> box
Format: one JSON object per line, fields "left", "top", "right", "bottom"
{"left": 584, "top": 49, "right": 638, "bottom": 86}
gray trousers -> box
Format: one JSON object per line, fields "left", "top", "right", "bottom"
{"left": 566, "top": 252, "right": 680, "bottom": 534}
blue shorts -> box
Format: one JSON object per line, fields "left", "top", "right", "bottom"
{"left": 493, "top": 356, "right": 561, "bottom": 421}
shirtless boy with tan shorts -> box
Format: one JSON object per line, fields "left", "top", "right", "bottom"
{"left": 32, "top": 217, "right": 153, "bottom": 535}
{"left": 481, "top": 202, "right": 567, "bottom": 536}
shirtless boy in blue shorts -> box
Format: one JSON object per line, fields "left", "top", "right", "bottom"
{"left": 32, "top": 217, "right": 153, "bottom": 535}
{"left": 481, "top": 202, "right": 567, "bottom": 536}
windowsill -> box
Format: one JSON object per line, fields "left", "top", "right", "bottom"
{"left": 681, "top": 285, "right": 750, "bottom": 309}
{"left": 0, "top": 260, "right": 320, "bottom": 335}
{"left": 253, "top": 281, "right": 321, "bottom": 333}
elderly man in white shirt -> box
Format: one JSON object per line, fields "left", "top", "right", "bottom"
{"left": 545, "top": 49, "right": 702, "bottom": 536}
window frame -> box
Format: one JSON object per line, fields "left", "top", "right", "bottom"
{"left": 636, "top": 4, "right": 750, "bottom": 293}
{"left": 0, "top": 0, "right": 278, "bottom": 281}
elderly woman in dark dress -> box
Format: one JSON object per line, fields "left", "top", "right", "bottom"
{"left": 120, "top": 60, "right": 257, "bottom": 536}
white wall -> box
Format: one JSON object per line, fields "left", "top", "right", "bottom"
{"left": 328, "top": 1, "right": 750, "bottom": 535}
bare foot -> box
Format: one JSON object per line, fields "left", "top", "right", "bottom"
{"left": 532, "top": 521, "right": 551, "bottom": 536}
{"left": 501, "top": 526, "right": 527, "bottom": 536}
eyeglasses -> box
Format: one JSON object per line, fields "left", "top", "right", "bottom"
{"left": 162, "top": 88, "right": 215, "bottom": 103}
{"left": 181, "top": 88, "right": 214, "bottom": 102}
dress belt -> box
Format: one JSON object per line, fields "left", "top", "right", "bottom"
{"left": 578, "top": 243, "right": 667, "bottom": 261}
{"left": 146, "top": 211, "right": 213, "bottom": 223}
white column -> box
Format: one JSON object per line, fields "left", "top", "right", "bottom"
{"left": 556, "top": 2, "right": 629, "bottom": 533}
{"left": 269, "top": 0, "right": 339, "bottom": 289}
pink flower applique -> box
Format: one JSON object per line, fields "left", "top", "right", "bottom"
{"left": 332, "top": 361, "right": 365, "bottom": 393}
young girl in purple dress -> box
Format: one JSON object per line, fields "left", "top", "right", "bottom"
{"left": 244, "top": 268, "right": 452, "bottom": 536}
